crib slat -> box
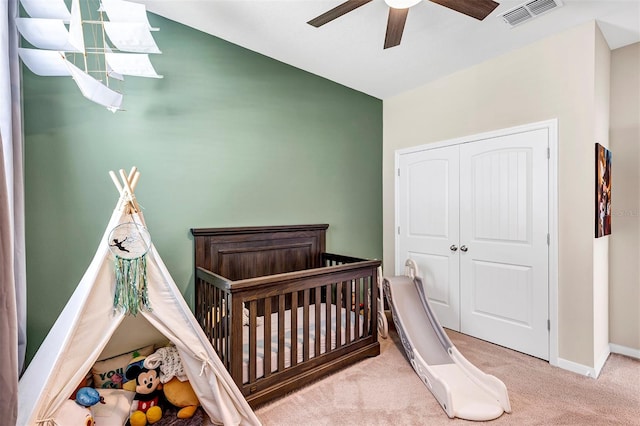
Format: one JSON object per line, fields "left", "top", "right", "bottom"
{"left": 263, "top": 297, "right": 272, "bottom": 379}
{"left": 200, "top": 280, "right": 206, "bottom": 329}
{"left": 303, "top": 289, "right": 310, "bottom": 362}
{"left": 325, "top": 284, "right": 332, "bottom": 352}
{"left": 221, "top": 290, "right": 227, "bottom": 360}
{"left": 278, "top": 294, "right": 285, "bottom": 372}
{"left": 291, "top": 291, "right": 298, "bottom": 367}
{"left": 213, "top": 286, "right": 219, "bottom": 361}
{"left": 222, "top": 290, "right": 227, "bottom": 365}
{"left": 208, "top": 284, "right": 214, "bottom": 353}
{"left": 231, "top": 297, "right": 244, "bottom": 384}
{"left": 249, "top": 300, "right": 257, "bottom": 384}
{"left": 315, "top": 286, "right": 322, "bottom": 357}
{"left": 199, "top": 278, "right": 206, "bottom": 337}
{"left": 355, "top": 278, "right": 361, "bottom": 339}
{"left": 213, "top": 286, "right": 219, "bottom": 356}
{"left": 226, "top": 293, "right": 232, "bottom": 371}
{"left": 345, "top": 280, "right": 352, "bottom": 343}
{"left": 371, "top": 274, "right": 376, "bottom": 336}
{"left": 221, "top": 289, "right": 227, "bottom": 367}
{"left": 336, "top": 282, "right": 342, "bottom": 348}
{"left": 215, "top": 287, "right": 220, "bottom": 366}
{"left": 363, "top": 276, "right": 370, "bottom": 337}
{"left": 217, "top": 287, "right": 222, "bottom": 360}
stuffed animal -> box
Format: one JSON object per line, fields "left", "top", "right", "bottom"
{"left": 125, "top": 356, "right": 164, "bottom": 426}
{"left": 162, "top": 377, "right": 200, "bottom": 419}
{"left": 144, "top": 346, "right": 200, "bottom": 419}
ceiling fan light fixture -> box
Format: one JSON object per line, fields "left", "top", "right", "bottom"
{"left": 310, "top": 0, "right": 499, "bottom": 50}
{"left": 384, "top": 0, "right": 421, "bottom": 9}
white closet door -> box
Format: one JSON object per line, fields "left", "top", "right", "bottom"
{"left": 459, "top": 129, "right": 549, "bottom": 360}
{"left": 398, "top": 145, "right": 460, "bottom": 330}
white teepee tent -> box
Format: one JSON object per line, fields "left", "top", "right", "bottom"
{"left": 18, "top": 168, "right": 261, "bottom": 426}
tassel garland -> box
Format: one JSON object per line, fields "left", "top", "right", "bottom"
{"left": 113, "top": 254, "right": 151, "bottom": 315}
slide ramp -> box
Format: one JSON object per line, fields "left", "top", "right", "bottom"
{"left": 383, "top": 260, "right": 511, "bottom": 421}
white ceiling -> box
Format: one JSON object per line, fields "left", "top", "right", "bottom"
{"left": 135, "top": 0, "right": 640, "bottom": 99}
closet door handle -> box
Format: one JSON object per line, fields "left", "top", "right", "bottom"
{"left": 460, "top": 245, "right": 468, "bottom": 252}
{"left": 449, "top": 245, "right": 458, "bottom": 252}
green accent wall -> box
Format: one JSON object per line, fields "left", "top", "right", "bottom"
{"left": 22, "top": 15, "right": 382, "bottom": 364}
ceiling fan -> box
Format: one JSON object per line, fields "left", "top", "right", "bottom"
{"left": 307, "top": 0, "right": 500, "bottom": 49}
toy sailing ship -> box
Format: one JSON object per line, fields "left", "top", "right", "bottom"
{"left": 16, "top": 0, "right": 162, "bottom": 112}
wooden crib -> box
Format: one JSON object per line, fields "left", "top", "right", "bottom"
{"left": 191, "top": 224, "right": 381, "bottom": 407}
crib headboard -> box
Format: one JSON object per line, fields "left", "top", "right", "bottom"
{"left": 191, "top": 224, "right": 329, "bottom": 281}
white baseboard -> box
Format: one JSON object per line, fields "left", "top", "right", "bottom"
{"left": 556, "top": 357, "right": 598, "bottom": 378}
{"left": 557, "top": 344, "right": 638, "bottom": 378}
{"left": 610, "top": 343, "right": 640, "bottom": 359}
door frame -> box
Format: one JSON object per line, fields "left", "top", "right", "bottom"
{"left": 394, "top": 119, "right": 559, "bottom": 366}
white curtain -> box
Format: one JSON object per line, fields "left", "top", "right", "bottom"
{"left": 1, "top": 0, "right": 26, "bottom": 423}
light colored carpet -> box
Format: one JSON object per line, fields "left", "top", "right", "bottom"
{"left": 255, "top": 317, "right": 640, "bottom": 425}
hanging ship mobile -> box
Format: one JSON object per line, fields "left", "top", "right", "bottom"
{"left": 16, "top": 0, "right": 162, "bottom": 112}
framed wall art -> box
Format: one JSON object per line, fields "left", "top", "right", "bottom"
{"left": 595, "top": 143, "right": 612, "bottom": 237}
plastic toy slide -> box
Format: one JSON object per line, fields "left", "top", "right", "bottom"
{"left": 383, "top": 259, "right": 511, "bottom": 421}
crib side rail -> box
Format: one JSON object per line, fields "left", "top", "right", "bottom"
{"left": 229, "top": 259, "right": 380, "bottom": 293}
{"left": 231, "top": 258, "right": 381, "bottom": 405}
{"left": 195, "top": 267, "right": 236, "bottom": 371}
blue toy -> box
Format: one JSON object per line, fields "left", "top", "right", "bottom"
{"left": 76, "top": 387, "right": 103, "bottom": 407}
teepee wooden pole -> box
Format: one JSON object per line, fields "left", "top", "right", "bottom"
{"left": 130, "top": 171, "right": 141, "bottom": 191}
{"left": 119, "top": 169, "right": 131, "bottom": 192}
{"left": 128, "top": 166, "right": 138, "bottom": 184}
{"left": 118, "top": 169, "right": 141, "bottom": 213}
{"left": 109, "top": 170, "right": 123, "bottom": 194}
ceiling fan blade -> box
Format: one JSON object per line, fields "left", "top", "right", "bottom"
{"left": 428, "top": 0, "right": 499, "bottom": 20}
{"left": 384, "top": 7, "right": 409, "bottom": 49}
{"left": 307, "top": 0, "right": 374, "bottom": 27}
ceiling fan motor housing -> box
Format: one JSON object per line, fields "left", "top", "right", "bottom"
{"left": 385, "top": 0, "right": 422, "bottom": 9}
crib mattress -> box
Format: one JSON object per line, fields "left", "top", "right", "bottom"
{"left": 241, "top": 303, "right": 363, "bottom": 383}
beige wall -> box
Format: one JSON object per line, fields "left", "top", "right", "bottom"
{"left": 609, "top": 42, "right": 640, "bottom": 351}
{"left": 383, "top": 21, "right": 604, "bottom": 368}
{"left": 593, "top": 25, "right": 611, "bottom": 367}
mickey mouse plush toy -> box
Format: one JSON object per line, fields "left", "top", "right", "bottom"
{"left": 125, "top": 356, "right": 164, "bottom": 426}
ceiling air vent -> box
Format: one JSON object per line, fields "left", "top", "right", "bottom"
{"left": 500, "top": 0, "right": 563, "bottom": 28}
